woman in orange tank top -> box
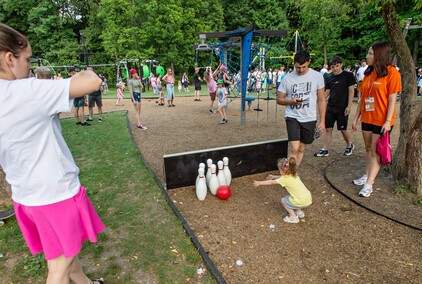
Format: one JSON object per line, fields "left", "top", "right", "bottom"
{"left": 351, "top": 41, "right": 402, "bottom": 198}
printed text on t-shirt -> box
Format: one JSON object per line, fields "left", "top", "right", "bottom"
{"left": 290, "top": 82, "right": 311, "bottom": 109}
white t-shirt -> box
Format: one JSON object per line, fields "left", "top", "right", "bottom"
{"left": 356, "top": 65, "right": 368, "bottom": 81}
{"left": 0, "top": 78, "right": 81, "bottom": 206}
{"left": 277, "top": 70, "right": 285, "bottom": 82}
{"left": 217, "top": 87, "right": 228, "bottom": 106}
{"left": 278, "top": 69, "right": 325, "bottom": 122}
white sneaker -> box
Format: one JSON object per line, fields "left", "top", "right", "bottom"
{"left": 358, "top": 183, "right": 373, "bottom": 198}
{"left": 295, "top": 210, "right": 305, "bottom": 218}
{"left": 353, "top": 174, "right": 367, "bottom": 185}
{"left": 283, "top": 215, "right": 299, "bottom": 223}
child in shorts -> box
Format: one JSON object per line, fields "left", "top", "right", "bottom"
{"left": 217, "top": 79, "right": 228, "bottom": 124}
{"left": 204, "top": 66, "right": 217, "bottom": 113}
{"left": 253, "top": 157, "right": 312, "bottom": 224}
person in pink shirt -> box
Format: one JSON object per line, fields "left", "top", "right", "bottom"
{"left": 115, "top": 83, "right": 124, "bottom": 106}
{"left": 150, "top": 74, "right": 157, "bottom": 95}
{"left": 204, "top": 66, "right": 218, "bottom": 113}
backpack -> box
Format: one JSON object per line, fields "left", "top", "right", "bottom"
{"left": 376, "top": 131, "right": 392, "bottom": 166}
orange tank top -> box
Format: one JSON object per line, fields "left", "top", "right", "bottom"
{"left": 359, "top": 65, "right": 401, "bottom": 126}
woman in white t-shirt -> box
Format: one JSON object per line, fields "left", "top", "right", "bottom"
{"left": 0, "top": 23, "right": 105, "bottom": 283}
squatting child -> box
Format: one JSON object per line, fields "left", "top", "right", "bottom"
{"left": 217, "top": 79, "right": 228, "bottom": 124}
{"left": 253, "top": 157, "right": 312, "bottom": 223}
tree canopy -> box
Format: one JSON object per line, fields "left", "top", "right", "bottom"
{"left": 1, "top": 0, "right": 420, "bottom": 79}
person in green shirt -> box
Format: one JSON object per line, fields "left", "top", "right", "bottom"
{"left": 128, "top": 68, "right": 147, "bottom": 130}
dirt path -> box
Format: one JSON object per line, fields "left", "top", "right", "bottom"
{"left": 67, "top": 96, "right": 422, "bottom": 283}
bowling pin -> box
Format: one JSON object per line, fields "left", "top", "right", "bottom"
{"left": 196, "top": 163, "right": 205, "bottom": 187}
{"left": 217, "top": 160, "right": 227, "bottom": 186}
{"left": 196, "top": 168, "right": 207, "bottom": 201}
{"left": 206, "top": 159, "right": 213, "bottom": 186}
{"left": 223, "top": 157, "right": 232, "bottom": 186}
{"left": 209, "top": 164, "right": 219, "bottom": 195}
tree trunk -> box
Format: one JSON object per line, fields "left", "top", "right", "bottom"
{"left": 323, "top": 31, "right": 327, "bottom": 65}
{"left": 412, "top": 32, "right": 419, "bottom": 65}
{"left": 382, "top": 3, "right": 422, "bottom": 195}
{"left": 405, "top": 110, "right": 422, "bottom": 195}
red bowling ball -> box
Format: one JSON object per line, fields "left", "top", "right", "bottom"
{"left": 217, "top": 185, "right": 231, "bottom": 200}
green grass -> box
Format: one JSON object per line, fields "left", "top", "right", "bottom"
{"left": 393, "top": 184, "right": 409, "bottom": 195}
{"left": 0, "top": 111, "right": 216, "bottom": 283}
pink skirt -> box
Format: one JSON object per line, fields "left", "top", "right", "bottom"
{"left": 14, "top": 186, "right": 105, "bottom": 260}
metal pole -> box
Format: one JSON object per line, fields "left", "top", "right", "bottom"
{"left": 240, "top": 30, "right": 253, "bottom": 126}
{"left": 80, "top": 32, "right": 89, "bottom": 66}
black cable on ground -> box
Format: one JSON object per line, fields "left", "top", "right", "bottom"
{"left": 323, "top": 159, "right": 422, "bottom": 232}
{"left": 125, "top": 111, "right": 227, "bottom": 284}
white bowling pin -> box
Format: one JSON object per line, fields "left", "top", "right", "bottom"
{"left": 223, "top": 157, "right": 232, "bottom": 186}
{"left": 196, "top": 168, "right": 207, "bottom": 201}
{"left": 206, "top": 159, "right": 213, "bottom": 186}
{"left": 209, "top": 164, "right": 219, "bottom": 195}
{"left": 196, "top": 163, "right": 205, "bottom": 187}
{"left": 217, "top": 160, "right": 227, "bottom": 186}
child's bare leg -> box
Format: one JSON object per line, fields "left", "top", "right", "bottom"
{"left": 46, "top": 255, "right": 74, "bottom": 284}
{"left": 74, "top": 107, "right": 79, "bottom": 123}
{"left": 69, "top": 255, "right": 91, "bottom": 283}
{"left": 218, "top": 106, "right": 224, "bottom": 118}
{"left": 79, "top": 107, "right": 85, "bottom": 122}
{"left": 281, "top": 198, "right": 297, "bottom": 217}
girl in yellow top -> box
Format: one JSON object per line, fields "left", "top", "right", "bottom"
{"left": 253, "top": 157, "right": 312, "bottom": 224}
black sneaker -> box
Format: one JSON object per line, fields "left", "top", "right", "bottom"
{"left": 344, "top": 143, "right": 355, "bottom": 156}
{"left": 209, "top": 109, "right": 214, "bottom": 113}
{"left": 76, "top": 122, "right": 82, "bottom": 125}
{"left": 86, "top": 118, "right": 93, "bottom": 122}
{"left": 81, "top": 122, "right": 91, "bottom": 126}
{"left": 314, "top": 149, "right": 329, "bottom": 157}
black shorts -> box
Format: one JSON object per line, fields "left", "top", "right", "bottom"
{"left": 325, "top": 108, "right": 348, "bottom": 130}
{"left": 73, "top": 97, "right": 85, "bottom": 108}
{"left": 285, "top": 117, "right": 317, "bottom": 144}
{"left": 88, "top": 95, "right": 102, "bottom": 108}
{"left": 361, "top": 122, "right": 394, "bottom": 135}
{"left": 194, "top": 84, "right": 201, "bottom": 91}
